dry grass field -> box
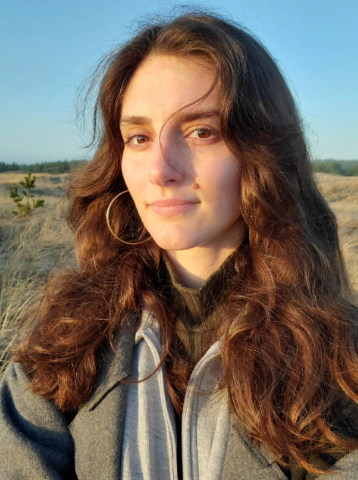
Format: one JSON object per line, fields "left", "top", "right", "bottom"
{"left": 0, "top": 172, "right": 76, "bottom": 375}
{"left": 315, "top": 172, "right": 358, "bottom": 296}
{"left": 0, "top": 170, "right": 357, "bottom": 378}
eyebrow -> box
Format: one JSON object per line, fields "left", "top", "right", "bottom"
{"left": 119, "top": 109, "right": 220, "bottom": 127}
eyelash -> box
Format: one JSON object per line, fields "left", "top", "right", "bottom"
{"left": 123, "top": 127, "right": 216, "bottom": 150}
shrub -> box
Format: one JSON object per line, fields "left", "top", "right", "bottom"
{"left": 8, "top": 173, "right": 45, "bottom": 216}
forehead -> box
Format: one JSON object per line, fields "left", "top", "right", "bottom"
{"left": 121, "top": 54, "right": 220, "bottom": 121}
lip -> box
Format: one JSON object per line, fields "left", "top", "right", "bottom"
{"left": 149, "top": 198, "right": 199, "bottom": 207}
{"left": 148, "top": 198, "right": 200, "bottom": 216}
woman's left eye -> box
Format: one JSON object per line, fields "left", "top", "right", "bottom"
{"left": 189, "top": 128, "right": 212, "bottom": 139}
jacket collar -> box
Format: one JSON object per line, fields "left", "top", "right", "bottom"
{"left": 80, "top": 312, "right": 138, "bottom": 412}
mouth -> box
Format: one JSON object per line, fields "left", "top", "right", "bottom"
{"left": 149, "top": 198, "right": 199, "bottom": 207}
{"left": 148, "top": 198, "right": 200, "bottom": 217}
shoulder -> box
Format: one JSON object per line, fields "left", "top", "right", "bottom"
{"left": 0, "top": 361, "right": 76, "bottom": 478}
{"left": 0, "top": 359, "right": 73, "bottom": 429}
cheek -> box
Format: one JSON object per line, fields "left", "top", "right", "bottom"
{"left": 121, "top": 159, "right": 142, "bottom": 197}
{"left": 202, "top": 161, "right": 241, "bottom": 209}
{"left": 121, "top": 157, "right": 130, "bottom": 186}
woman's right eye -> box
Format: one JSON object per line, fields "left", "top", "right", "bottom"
{"left": 123, "top": 134, "right": 150, "bottom": 149}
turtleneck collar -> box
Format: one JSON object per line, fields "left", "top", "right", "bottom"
{"left": 159, "top": 250, "right": 238, "bottom": 329}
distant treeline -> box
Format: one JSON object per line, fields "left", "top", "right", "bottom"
{"left": 1, "top": 158, "right": 358, "bottom": 176}
{"left": 312, "top": 159, "right": 358, "bottom": 176}
{"left": 0, "top": 160, "right": 87, "bottom": 174}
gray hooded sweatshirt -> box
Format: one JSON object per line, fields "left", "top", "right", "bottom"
{"left": 120, "top": 309, "right": 231, "bottom": 480}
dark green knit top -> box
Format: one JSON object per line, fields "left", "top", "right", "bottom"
{"left": 161, "top": 250, "right": 237, "bottom": 372}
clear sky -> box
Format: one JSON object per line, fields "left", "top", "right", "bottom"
{"left": 1, "top": 0, "right": 357, "bottom": 163}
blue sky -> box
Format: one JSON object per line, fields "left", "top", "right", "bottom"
{"left": 1, "top": 0, "right": 357, "bottom": 163}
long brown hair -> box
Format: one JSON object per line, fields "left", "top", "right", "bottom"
{"left": 11, "top": 10, "right": 358, "bottom": 475}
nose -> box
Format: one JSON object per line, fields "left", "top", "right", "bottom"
{"left": 148, "top": 139, "right": 184, "bottom": 187}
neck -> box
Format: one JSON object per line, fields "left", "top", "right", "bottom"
{"left": 164, "top": 225, "right": 247, "bottom": 289}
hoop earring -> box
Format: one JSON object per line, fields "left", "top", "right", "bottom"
{"left": 106, "top": 190, "right": 152, "bottom": 245}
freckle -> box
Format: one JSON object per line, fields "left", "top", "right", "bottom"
{"left": 193, "top": 183, "right": 200, "bottom": 190}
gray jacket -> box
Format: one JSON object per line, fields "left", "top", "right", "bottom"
{"left": 1, "top": 318, "right": 358, "bottom": 480}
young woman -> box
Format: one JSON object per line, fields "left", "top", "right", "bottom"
{"left": 1, "top": 11, "right": 358, "bottom": 480}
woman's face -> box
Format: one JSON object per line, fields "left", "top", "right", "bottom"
{"left": 120, "top": 54, "right": 243, "bottom": 252}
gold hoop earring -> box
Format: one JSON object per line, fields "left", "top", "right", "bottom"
{"left": 105, "top": 190, "right": 152, "bottom": 245}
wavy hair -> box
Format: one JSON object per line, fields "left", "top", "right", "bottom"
{"left": 11, "top": 9, "right": 358, "bottom": 476}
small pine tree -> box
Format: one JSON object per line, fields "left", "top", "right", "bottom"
{"left": 8, "top": 173, "right": 45, "bottom": 216}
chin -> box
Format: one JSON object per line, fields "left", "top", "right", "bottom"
{"left": 153, "top": 238, "right": 198, "bottom": 251}
{"left": 151, "top": 231, "right": 205, "bottom": 252}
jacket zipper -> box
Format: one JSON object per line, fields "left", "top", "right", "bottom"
{"left": 181, "top": 341, "right": 222, "bottom": 480}
{"left": 143, "top": 322, "right": 222, "bottom": 480}
{"left": 143, "top": 329, "right": 179, "bottom": 480}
